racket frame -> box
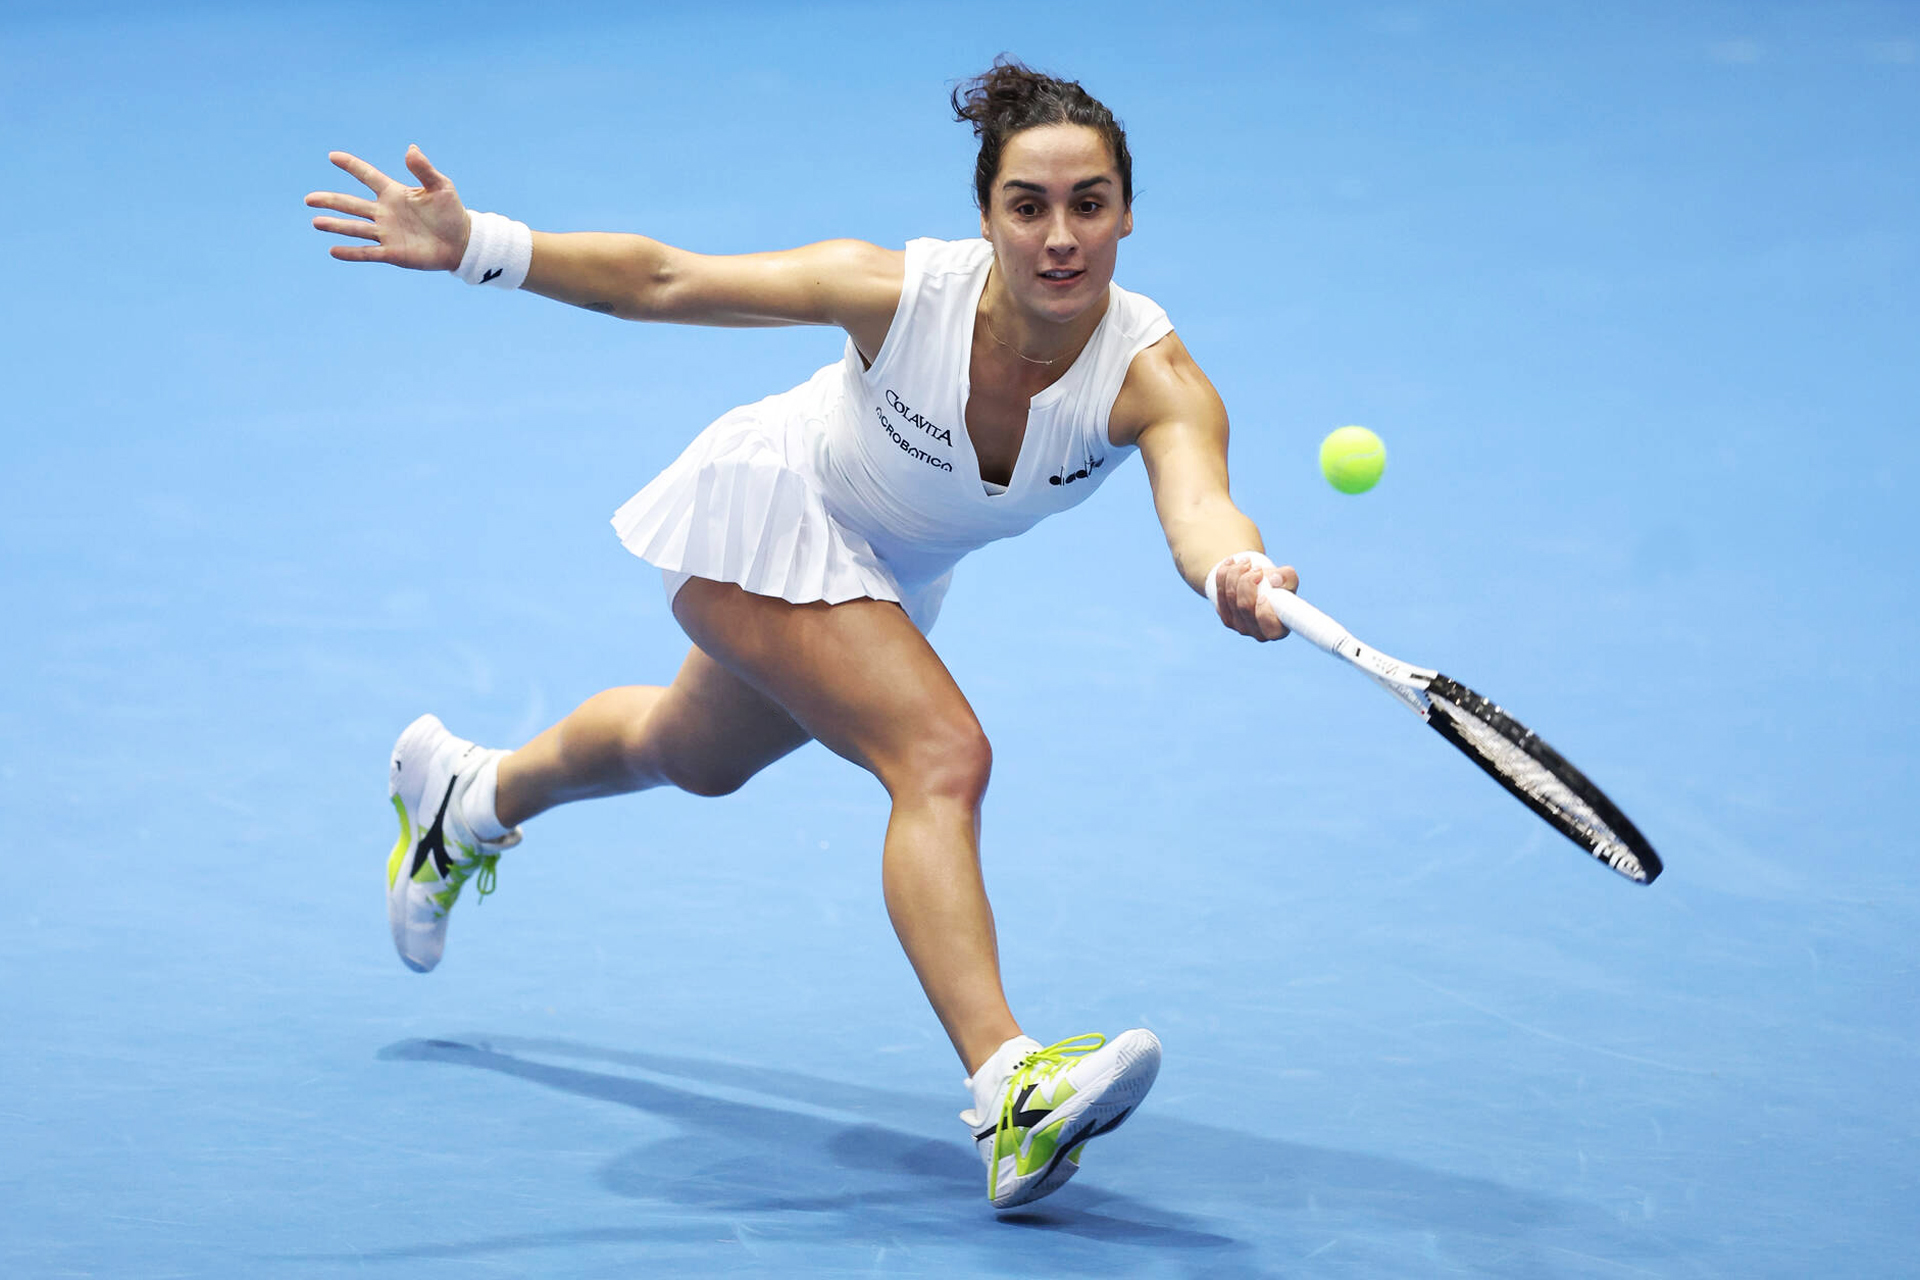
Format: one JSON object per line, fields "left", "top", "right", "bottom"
{"left": 1259, "top": 584, "right": 1662, "bottom": 884}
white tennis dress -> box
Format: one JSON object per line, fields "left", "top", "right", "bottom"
{"left": 610, "top": 237, "right": 1174, "bottom": 631}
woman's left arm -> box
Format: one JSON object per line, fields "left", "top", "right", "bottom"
{"left": 1112, "top": 334, "right": 1298, "bottom": 641}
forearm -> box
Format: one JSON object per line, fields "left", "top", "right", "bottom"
{"left": 1161, "top": 494, "right": 1267, "bottom": 594}
{"left": 522, "top": 230, "right": 677, "bottom": 320}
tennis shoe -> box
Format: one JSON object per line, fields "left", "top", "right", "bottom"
{"left": 386, "top": 713, "right": 519, "bottom": 973}
{"left": 962, "top": 1029, "right": 1162, "bottom": 1209}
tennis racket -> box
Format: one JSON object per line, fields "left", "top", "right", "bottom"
{"left": 1258, "top": 583, "right": 1662, "bottom": 884}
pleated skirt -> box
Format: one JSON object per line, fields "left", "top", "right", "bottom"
{"left": 609, "top": 394, "right": 951, "bottom": 633}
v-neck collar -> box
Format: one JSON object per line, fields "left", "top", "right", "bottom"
{"left": 959, "top": 256, "right": 1116, "bottom": 497}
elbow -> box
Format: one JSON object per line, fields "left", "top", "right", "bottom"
{"left": 609, "top": 241, "right": 678, "bottom": 322}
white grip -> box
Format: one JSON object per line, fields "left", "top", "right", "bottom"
{"left": 1257, "top": 581, "right": 1353, "bottom": 655}
{"left": 1257, "top": 581, "right": 1437, "bottom": 711}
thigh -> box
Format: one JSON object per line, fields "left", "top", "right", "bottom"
{"left": 671, "top": 579, "right": 982, "bottom": 782}
{"left": 646, "top": 642, "right": 814, "bottom": 788}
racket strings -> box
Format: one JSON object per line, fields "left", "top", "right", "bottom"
{"left": 1424, "top": 679, "right": 1653, "bottom": 882}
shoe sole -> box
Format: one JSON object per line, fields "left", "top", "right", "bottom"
{"left": 992, "top": 1029, "right": 1162, "bottom": 1209}
{"left": 387, "top": 713, "right": 450, "bottom": 974}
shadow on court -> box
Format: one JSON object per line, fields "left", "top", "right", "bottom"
{"left": 324, "top": 1035, "right": 1691, "bottom": 1276}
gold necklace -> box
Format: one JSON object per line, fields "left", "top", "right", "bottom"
{"left": 982, "top": 309, "right": 1062, "bottom": 367}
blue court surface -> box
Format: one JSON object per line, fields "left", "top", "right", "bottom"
{"left": 4, "top": 3, "right": 1915, "bottom": 1276}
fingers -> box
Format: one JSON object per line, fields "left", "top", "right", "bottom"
{"left": 304, "top": 190, "right": 376, "bottom": 219}
{"left": 329, "top": 149, "right": 395, "bottom": 194}
{"left": 1253, "top": 565, "right": 1299, "bottom": 640}
{"left": 1232, "top": 563, "right": 1261, "bottom": 623}
{"left": 311, "top": 214, "right": 380, "bottom": 242}
{"left": 329, "top": 242, "right": 390, "bottom": 263}
{"left": 1215, "top": 561, "right": 1301, "bottom": 642}
{"left": 1215, "top": 563, "right": 1271, "bottom": 642}
{"left": 1252, "top": 583, "right": 1288, "bottom": 641}
{"left": 1207, "top": 560, "right": 1229, "bottom": 620}
{"left": 403, "top": 143, "right": 450, "bottom": 190}
{"left": 1209, "top": 562, "right": 1247, "bottom": 625}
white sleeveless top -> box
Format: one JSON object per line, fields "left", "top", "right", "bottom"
{"left": 611, "top": 237, "right": 1174, "bottom": 630}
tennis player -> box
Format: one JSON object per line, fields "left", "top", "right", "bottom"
{"left": 309, "top": 59, "right": 1298, "bottom": 1209}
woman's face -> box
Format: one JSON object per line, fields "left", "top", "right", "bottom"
{"left": 979, "top": 123, "right": 1132, "bottom": 325}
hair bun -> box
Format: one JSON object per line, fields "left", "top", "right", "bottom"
{"left": 950, "top": 56, "right": 1132, "bottom": 211}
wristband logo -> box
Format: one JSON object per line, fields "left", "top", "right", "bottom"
{"left": 481, "top": 268, "right": 503, "bottom": 284}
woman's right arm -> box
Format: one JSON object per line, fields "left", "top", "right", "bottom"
{"left": 307, "top": 147, "right": 901, "bottom": 357}
{"left": 525, "top": 232, "right": 899, "bottom": 336}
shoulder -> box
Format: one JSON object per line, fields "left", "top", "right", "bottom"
{"left": 855, "top": 239, "right": 990, "bottom": 366}
{"left": 1106, "top": 279, "right": 1173, "bottom": 341}
{"left": 1108, "top": 330, "right": 1225, "bottom": 449}
{"left": 904, "top": 236, "right": 993, "bottom": 280}
{"left": 801, "top": 238, "right": 905, "bottom": 292}
{"left": 779, "top": 240, "right": 903, "bottom": 355}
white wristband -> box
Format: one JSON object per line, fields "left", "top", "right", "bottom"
{"left": 1203, "top": 550, "right": 1275, "bottom": 610}
{"left": 454, "top": 211, "right": 533, "bottom": 289}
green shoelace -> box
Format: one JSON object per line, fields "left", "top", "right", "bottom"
{"left": 432, "top": 848, "right": 500, "bottom": 911}
{"left": 469, "top": 852, "right": 499, "bottom": 900}
{"left": 991, "top": 1033, "right": 1107, "bottom": 1200}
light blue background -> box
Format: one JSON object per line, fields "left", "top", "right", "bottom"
{"left": 3, "top": 2, "right": 1915, "bottom": 1276}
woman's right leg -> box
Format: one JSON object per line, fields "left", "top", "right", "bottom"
{"left": 493, "top": 645, "right": 813, "bottom": 827}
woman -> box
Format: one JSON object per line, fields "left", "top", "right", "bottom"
{"left": 309, "top": 60, "right": 1298, "bottom": 1209}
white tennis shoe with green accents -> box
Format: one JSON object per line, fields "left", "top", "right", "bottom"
{"left": 386, "top": 713, "right": 519, "bottom": 973}
{"left": 962, "top": 1029, "right": 1162, "bottom": 1209}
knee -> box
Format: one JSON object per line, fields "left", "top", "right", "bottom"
{"left": 889, "top": 719, "right": 993, "bottom": 810}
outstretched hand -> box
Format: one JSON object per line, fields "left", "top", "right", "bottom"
{"left": 1210, "top": 558, "right": 1300, "bottom": 642}
{"left": 305, "top": 145, "right": 469, "bottom": 271}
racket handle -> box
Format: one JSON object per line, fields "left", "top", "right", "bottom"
{"left": 1257, "top": 581, "right": 1353, "bottom": 654}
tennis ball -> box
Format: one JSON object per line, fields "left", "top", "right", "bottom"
{"left": 1319, "top": 425, "right": 1386, "bottom": 494}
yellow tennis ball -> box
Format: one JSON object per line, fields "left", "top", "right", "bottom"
{"left": 1320, "top": 425, "right": 1386, "bottom": 494}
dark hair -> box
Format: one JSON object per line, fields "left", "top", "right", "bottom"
{"left": 951, "top": 57, "right": 1133, "bottom": 212}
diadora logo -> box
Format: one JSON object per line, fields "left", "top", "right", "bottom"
{"left": 411, "top": 777, "right": 460, "bottom": 882}
{"left": 1048, "top": 450, "right": 1105, "bottom": 487}
{"left": 481, "top": 267, "right": 503, "bottom": 283}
